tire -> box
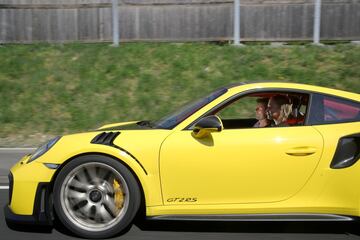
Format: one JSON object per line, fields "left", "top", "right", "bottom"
{"left": 53, "top": 154, "right": 141, "bottom": 239}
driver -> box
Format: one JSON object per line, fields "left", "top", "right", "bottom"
{"left": 253, "top": 98, "right": 271, "bottom": 128}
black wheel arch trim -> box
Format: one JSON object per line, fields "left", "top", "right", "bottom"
{"left": 90, "top": 132, "right": 148, "bottom": 175}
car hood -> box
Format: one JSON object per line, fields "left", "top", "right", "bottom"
{"left": 96, "top": 121, "right": 147, "bottom": 131}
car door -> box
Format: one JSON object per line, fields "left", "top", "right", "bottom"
{"left": 159, "top": 92, "right": 324, "bottom": 205}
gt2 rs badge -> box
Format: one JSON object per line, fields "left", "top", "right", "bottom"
{"left": 167, "top": 197, "right": 197, "bottom": 203}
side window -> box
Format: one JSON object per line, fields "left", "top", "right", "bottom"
{"left": 217, "top": 97, "right": 256, "bottom": 120}
{"left": 205, "top": 92, "right": 309, "bottom": 129}
{"left": 309, "top": 94, "right": 360, "bottom": 124}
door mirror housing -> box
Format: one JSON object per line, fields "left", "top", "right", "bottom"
{"left": 192, "top": 115, "right": 223, "bottom": 138}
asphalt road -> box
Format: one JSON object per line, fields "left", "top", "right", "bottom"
{"left": 1, "top": 149, "right": 360, "bottom": 239}
{"left": 0, "top": 148, "right": 35, "bottom": 185}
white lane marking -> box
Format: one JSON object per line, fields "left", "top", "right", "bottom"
{"left": 0, "top": 148, "right": 36, "bottom": 151}
{"left": 0, "top": 186, "right": 9, "bottom": 190}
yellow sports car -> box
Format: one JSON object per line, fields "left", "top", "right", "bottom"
{"left": 4, "top": 82, "right": 360, "bottom": 239}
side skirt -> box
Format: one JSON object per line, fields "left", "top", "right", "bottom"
{"left": 147, "top": 214, "right": 356, "bottom": 222}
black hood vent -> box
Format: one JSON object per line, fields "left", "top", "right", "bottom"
{"left": 91, "top": 132, "right": 120, "bottom": 146}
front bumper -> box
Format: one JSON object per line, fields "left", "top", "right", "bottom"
{"left": 4, "top": 204, "right": 39, "bottom": 224}
{"left": 4, "top": 155, "right": 56, "bottom": 226}
{"left": 4, "top": 180, "right": 53, "bottom": 226}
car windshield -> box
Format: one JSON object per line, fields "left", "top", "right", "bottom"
{"left": 152, "top": 87, "right": 228, "bottom": 129}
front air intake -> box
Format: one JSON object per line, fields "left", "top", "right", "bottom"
{"left": 8, "top": 172, "right": 13, "bottom": 205}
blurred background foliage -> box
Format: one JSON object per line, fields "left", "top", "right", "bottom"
{"left": 0, "top": 42, "right": 359, "bottom": 146}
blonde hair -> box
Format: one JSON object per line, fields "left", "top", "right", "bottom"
{"left": 278, "top": 104, "right": 293, "bottom": 123}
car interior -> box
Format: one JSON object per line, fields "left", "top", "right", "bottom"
{"left": 209, "top": 92, "right": 310, "bottom": 129}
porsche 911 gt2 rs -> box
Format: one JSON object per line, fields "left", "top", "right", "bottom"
{"left": 4, "top": 82, "right": 360, "bottom": 239}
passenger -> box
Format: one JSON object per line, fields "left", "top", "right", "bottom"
{"left": 267, "top": 95, "right": 293, "bottom": 127}
{"left": 253, "top": 98, "right": 271, "bottom": 128}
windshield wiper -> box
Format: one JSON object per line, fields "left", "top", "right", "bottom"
{"left": 136, "top": 120, "right": 153, "bottom": 128}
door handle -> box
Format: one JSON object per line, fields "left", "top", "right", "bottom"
{"left": 285, "top": 147, "right": 317, "bottom": 156}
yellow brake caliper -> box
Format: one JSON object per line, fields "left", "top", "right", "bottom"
{"left": 113, "top": 179, "right": 124, "bottom": 211}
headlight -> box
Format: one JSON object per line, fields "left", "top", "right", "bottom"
{"left": 27, "top": 136, "right": 61, "bottom": 163}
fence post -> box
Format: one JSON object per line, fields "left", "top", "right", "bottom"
{"left": 233, "top": 0, "right": 243, "bottom": 46}
{"left": 112, "top": 0, "right": 119, "bottom": 46}
{"left": 313, "top": 0, "right": 322, "bottom": 45}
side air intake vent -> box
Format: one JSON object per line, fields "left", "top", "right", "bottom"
{"left": 91, "top": 132, "right": 120, "bottom": 146}
{"left": 331, "top": 134, "right": 360, "bottom": 169}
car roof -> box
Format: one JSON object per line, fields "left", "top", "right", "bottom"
{"left": 226, "top": 81, "right": 360, "bottom": 102}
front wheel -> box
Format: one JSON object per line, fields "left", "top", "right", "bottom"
{"left": 53, "top": 154, "right": 141, "bottom": 239}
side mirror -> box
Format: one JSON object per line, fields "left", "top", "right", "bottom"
{"left": 192, "top": 115, "right": 223, "bottom": 139}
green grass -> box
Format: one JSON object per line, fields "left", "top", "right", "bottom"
{"left": 0, "top": 43, "right": 359, "bottom": 146}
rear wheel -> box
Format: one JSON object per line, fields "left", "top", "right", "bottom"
{"left": 53, "top": 154, "right": 141, "bottom": 239}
